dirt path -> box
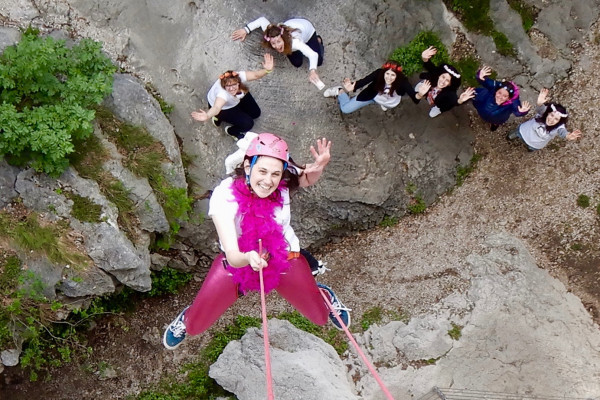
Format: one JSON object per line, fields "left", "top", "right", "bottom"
{"left": 3, "top": 23, "right": 600, "bottom": 400}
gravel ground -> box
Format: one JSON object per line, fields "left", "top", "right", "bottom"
{"left": 2, "top": 20, "right": 600, "bottom": 400}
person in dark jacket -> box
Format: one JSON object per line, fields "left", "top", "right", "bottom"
{"left": 323, "top": 60, "right": 430, "bottom": 113}
{"left": 472, "top": 65, "right": 531, "bottom": 131}
{"left": 417, "top": 46, "right": 475, "bottom": 118}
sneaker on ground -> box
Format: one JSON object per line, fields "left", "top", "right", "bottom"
{"left": 211, "top": 116, "right": 221, "bottom": 127}
{"left": 323, "top": 86, "right": 343, "bottom": 98}
{"left": 317, "top": 283, "right": 351, "bottom": 330}
{"left": 163, "top": 306, "right": 189, "bottom": 350}
{"left": 380, "top": 105, "right": 389, "bottom": 111}
{"left": 311, "top": 260, "right": 330, "bottom": 276}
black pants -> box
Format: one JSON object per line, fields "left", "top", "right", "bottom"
{"left": 215, "top": 92, "right": 261, "bottom": 139}
{"left": 299, "top": 248, "right": 320, "bottom": 274}
{"left": 287, "top": 32, "right": 324, "bottom": 68}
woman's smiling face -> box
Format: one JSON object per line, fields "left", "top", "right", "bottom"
{"left": 245, "top": 156, "right": 284, "bottom": 198}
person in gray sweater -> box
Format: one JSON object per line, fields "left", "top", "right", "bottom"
{"left": 507, "top": 88, "right": 582, "bottom": 151}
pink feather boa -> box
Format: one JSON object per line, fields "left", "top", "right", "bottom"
{"left": 227, "top": 177, "right": 291, "bottom": 294}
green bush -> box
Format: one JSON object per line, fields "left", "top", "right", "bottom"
{"left": 148, "top": 267, "right": 193, "bottom": 297}
{"left": 389, "top": 31, "right": 449, "bottom": 77}
{"left": 506, "top": 0, "right": 538, "bottom": 32}
{"left": 446, "top": 0, "right": 493, "bottom": 34}
{"left": 577, "top": 194, "right": 590, "bottom": 208}
{"left": 453, "top": 56, "right": 480, "bottom": 87}
{"left": 0, "top": 29, "right": 116, "bottom": 176}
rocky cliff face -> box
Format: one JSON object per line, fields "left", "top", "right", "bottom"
{"left": 1, "top": 0, "right": 599, "bottom": 373}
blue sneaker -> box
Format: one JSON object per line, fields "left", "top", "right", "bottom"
{"left": 163, "top": 306, "right": 189, "bottom": 350}
{"left": 317, "top": 283, "right": 351, "bottom": 330}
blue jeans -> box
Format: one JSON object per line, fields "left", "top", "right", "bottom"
{"left": 338, "top": 92, "right": 375, "bottom": 114}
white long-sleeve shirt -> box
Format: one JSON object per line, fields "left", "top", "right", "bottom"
{"left": 246, "top": 17, "right": 319, "bottom": 71}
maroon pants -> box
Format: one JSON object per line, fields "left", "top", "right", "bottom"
{"left": 185, "top": 254, "right": 329, "bottom": 335}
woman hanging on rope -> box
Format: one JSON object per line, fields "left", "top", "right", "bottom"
{"left": 231, "top": 17, "right": 325, "bottom": 88}
{"left": 191, "top": 54, "right": 274, "bottom": 140}
{"left": 507, "top": 88, "right": 582, "bottom": 151}
{"left": 322, "top": 60, "right": 430, "bottom": 113}
{"left": 163, "top": 133, "right": 350, "bottom": 349}
{"left": 416, "top": 46, "right": 475, "bottom": 118}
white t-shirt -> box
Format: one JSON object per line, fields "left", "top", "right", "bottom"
{"left": 208, "top": 177, "right": 300, "bottom": 252}
{"left": 247, "top": 17, "right": 319, "bottom": 71}
{"left": 373, "top": 86, "right": 402, "bottom": 109}
{"left": 206, "top": 70, "right": 248, "bottom": 110}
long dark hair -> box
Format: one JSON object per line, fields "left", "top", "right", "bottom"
{"left": 261, "top": 24, "right": 297, "bottom": 55}
{"left": 535, "top": 103, "right": 568, "bottom": 132}
{"left": 375, "top": 60, "right": 407, "bottom": 94}
{"left": 421, "top": 63, "right": 462, "bottom": 91}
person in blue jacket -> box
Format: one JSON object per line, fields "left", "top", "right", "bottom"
{"left": 472, "top": 66, "right": 531, "bottom": 131}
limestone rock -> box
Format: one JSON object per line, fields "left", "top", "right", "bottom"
{"left": 0, "top": 349, "right": 20, "bottom": 367}
{"left": 0, "top": 159, "right": 20, "bottom": 209}
{"left": 353, "top": 233, "right": 600, "bottom": 399}
{"left": 210, "top": 319, "right": 358, "bottom": 400}
{"left": 59, "top": 267, "right": 115, "bottom": 298}
{"left": 103, "top": 73, "right": 187, "bottom": 190}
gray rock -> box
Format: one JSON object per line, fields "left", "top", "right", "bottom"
{"left": 210, "top": 319, "right": 358, "bottom": 400}
{"left": 353, "top": 233, "right": 600, "bottom": 399}
{"left": 103, "top": 158, "right": 170, "bottom": 234}
{"left": 103, "top": 73, "right": 187, "bottom": 190}
{"left": 78, "top": 222, "right": 151, "bottom": 292}
{"left": 15, "top": 168, "right": 72, "bottom": 221}
{"left": 0, "top": 159, "right": 20, "bottom": 209}
{"left": 59, "top": 266, "right": 115, "bottom": 298}
{"left": 150, "top": 253, "right": 171, "bottom": 271}
{"left": 0, "top": 26, "right": 21, "bottom": 53}
{"left": 18, "top": 255, "right": 63, "bottom": 300}
{"left": 0, "top": 349, "right": 20, "bottom": 367}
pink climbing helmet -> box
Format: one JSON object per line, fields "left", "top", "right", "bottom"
{"left": 245, "top": 133, "right": 290, "bottom": 163}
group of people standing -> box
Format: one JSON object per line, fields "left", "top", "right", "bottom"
{"left": 164, "top": 15, "right": 582, "bottom": 350}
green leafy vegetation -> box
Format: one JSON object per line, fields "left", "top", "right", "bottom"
{"left": 576, "top": 194, "right": 590, "bottom": 208}
{"left": 408, "top": 194, "right": 427, "bottom": 214}
{"left": 453, "top": 56, "right": 480, "bottom": 87}
{"left": 64, "top": 192, "right": 103, "bottom": 223}
{"left": 0, "top": 211, "right": 87, "bottom": 267}
{"left": 570, "top": 243, "right": 583, "bottom": 251}
{"left": 148, "top": 267, "right": 193, "bottom": 297}
{"left": 360, "top": 306, "right": 384, "bottom": 330}
{"left": 506, "top": 0, "right": 539, "bottom": 32}
{"left": 444, "top": 0, "right": 516, "bottom": 57}
{"left": 389, "top": 31, "right": 449, "bottom": 77}
{"left": 456, "top": 153, "right": 482, "bottom": 187}
{"left": 379, "top": 215, "right": 399, "bottom": 228}
{"left": 448, "top": 322, "right": 463, "bottom": 340}
{"left": 0, "top": 28, "right": 116, "bottom": 176}
{"left": 94, "top": 107, "right": 194, "bottom": 249}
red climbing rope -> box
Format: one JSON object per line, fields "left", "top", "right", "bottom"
{"left": 319, "top": 288, "right": 395, "bottom": 400}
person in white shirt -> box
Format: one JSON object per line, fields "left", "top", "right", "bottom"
{"left": 232, "top": 17, "right": 324, "bottom": 87}
{"left": 507, "top": 88, "right": 582, "bottom": 151}
{"left": 191, "top": 54, "right": 274, "bottom": 140}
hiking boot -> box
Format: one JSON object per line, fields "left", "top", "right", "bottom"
{"left": 311, "top": 260, "right": 330, "bottom": 276}
{"left": 211, "top": 116, "right": 221, "bottom": 127}
{"left": 163, "top": 306, "right": 189, "bottom": 350}
{"left": 317, "top": 283, "right": 351, "bottom": 330}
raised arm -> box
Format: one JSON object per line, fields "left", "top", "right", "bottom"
{"left": 231, "top": 16, "right": 271, "bottom": 41}
{"left": 191, "top": 97, "right": 226, "bottom": 122}
{"left": 298, "top": 138, "right": 332, "bottom": 188}
{"left": 245, "top": 54, "right": 274, "bottom": 81}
